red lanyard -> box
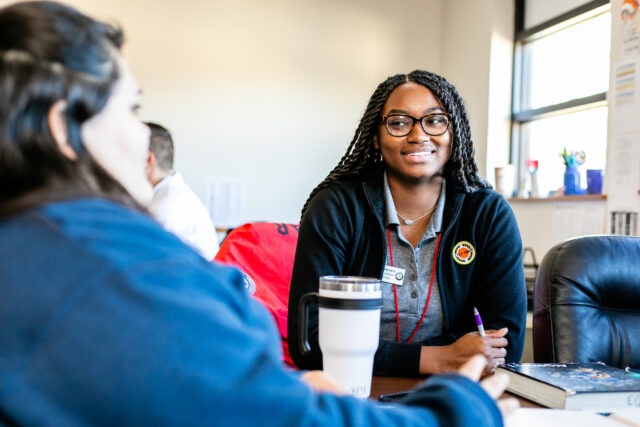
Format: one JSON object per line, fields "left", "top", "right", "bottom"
{"left": 386, "top": 228, "right": 441, "bottom": 343}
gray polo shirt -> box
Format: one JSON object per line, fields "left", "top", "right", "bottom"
{"left": 380, "top": 173, "right": 445, "bottom": 343}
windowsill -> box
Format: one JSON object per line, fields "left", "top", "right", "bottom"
{"left": 509, "top": 194, "right": 607, "bottom": 202}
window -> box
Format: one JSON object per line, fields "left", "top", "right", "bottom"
{"left": 512, "top": 0, "right": 611, "bottom": 197}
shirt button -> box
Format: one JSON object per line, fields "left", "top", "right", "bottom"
{"left": 409, "top": 274, "right": 416, "bottom": 281}
{"left": 411, "top": 291, "right": 418, "bottom": 299}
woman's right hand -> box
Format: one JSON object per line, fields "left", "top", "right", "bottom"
{"left": 457, "top": 355, "right": 520, "bottom": 419}
{"left": 419, "top": 328, "right": 508, "bottom": 376}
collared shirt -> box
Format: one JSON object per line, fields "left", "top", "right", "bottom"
{"left": 149, "top": 171, "right": 219, "bottom": 260}
{"left": 380, "top": 173, "right": 446, "bottom": 343}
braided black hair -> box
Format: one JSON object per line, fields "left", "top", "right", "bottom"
{"left": 300, "top": 69, "right": 490, "bottom": 217}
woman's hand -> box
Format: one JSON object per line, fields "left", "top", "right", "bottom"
{"left": 482, "top": 327, "right": 509, "bottom": 372}
{"left": 300, "top": 370, "right": 346, "bottom": 394}
{"left": 419, "top": 328, "right": 509, "bottom": 376}
{"left": 458, "top": 355, "right": 520, "bottom": 419}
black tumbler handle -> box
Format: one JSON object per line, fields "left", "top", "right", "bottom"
{"left": 298, "top": 292, "right": 318, "bottom": 355}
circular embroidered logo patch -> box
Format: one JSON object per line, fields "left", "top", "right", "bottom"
{"left": 452, "top": 241, "right": 475, "bottom": 265}
{"left": 240, "top": 271, "right": 256, "bottom": 295}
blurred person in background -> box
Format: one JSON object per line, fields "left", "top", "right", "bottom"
{"left": 145, "top": 121, "right": 219, "bottom": 260}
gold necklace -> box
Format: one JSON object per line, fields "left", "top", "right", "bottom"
{"left": 396, "top": 202, "right": 438, "bottom": 226}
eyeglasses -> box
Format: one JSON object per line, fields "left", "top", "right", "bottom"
{"left": 381, "top": 113, "right": 450, "bottom": 137}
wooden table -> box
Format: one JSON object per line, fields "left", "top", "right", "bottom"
{"left": 370, "top": 375, "right": 541, "bottom": 408}
{"left": 370, "top": 376, "right": 423, "bottom": 399}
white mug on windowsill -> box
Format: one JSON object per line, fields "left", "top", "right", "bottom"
{"left": 495, "top": 165, "right": 516, "bottom": 198}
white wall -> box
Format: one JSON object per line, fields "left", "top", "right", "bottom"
{"left": 441, "top": 0, "right": 515, "bottom": 185}
{"left": 441, "top": 1, "right": 493, "bottom": 179}
{"left": 0, "top": 0, "right": 447, "bottom": 225}
{"left": 134, "top": 0, "right": 446, "bottom": 226}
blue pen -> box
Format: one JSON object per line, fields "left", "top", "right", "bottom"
{"left": 473, "top": 307, "right": 486, "bottom": 336}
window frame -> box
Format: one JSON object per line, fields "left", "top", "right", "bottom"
{"left": 511, "top": 0, "right": 611, "bottom": 197}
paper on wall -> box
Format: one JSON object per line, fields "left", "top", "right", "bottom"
{"left": 611, "top": 61, "right": 640, "bottom": 134}
{"left": 606, "top": 133, "right": 640, "bottom": 211}
{"left": 207, "top": 177, "right": 247, "bottom": 229}
{"left": 553, "top": 202, "right": 606, "bottom": 243}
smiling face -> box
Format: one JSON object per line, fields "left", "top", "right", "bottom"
{"left": 81, "top": 55, "right": 153, "bottom": 206}
{"left": 374, "top": 82, "right": 452, "bottom": 185}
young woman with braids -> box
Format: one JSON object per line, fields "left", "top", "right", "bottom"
{"left": 288, "top": 70, "right": 527, "bottom": 377}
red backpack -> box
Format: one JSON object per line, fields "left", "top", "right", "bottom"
{"left": 214, "top": 222, "right": 298, "bottom": 366}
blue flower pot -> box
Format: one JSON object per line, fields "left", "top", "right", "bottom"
{"left": 564, "top": 166, "right": 581, "bottom": 195}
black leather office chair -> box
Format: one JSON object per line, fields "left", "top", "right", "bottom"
{"left": 533, "top": 235, "right": 640, "bottom": 369}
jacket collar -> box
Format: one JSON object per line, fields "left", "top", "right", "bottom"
{"left": 361, "top": 166, "right": 466, "bottom": 232}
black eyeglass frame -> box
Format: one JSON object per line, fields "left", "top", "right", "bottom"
{"left": 380, "top": 113, "right": 451, "bottom": 137}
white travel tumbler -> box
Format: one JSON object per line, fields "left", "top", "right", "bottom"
{"left": 298, "top": 276, "right": 382, "bottom": 398}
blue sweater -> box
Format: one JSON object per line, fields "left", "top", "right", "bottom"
{"left": 0, "top": 198, "right": 503, "bottom": 426}
{"left": 289, "top": 169, "right": 527, "bottom": 376}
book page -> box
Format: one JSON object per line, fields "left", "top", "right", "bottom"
{"left": 505, "top": 408, "right": 623, "bottom": 427}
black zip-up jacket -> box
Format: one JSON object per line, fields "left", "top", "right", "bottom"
{"left": 288, "top": 168, "right": 527, "bottom": 376}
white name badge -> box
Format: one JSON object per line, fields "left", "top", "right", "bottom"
{"left": 382, "top": 265, "right": 406, "bottom": 286}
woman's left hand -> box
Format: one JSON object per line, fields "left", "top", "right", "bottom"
{"left": 478, "top": 327, "right": 509, "bottom": 375}
{"left": 300, "top": 370, "right": 346, "bottom": 394}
